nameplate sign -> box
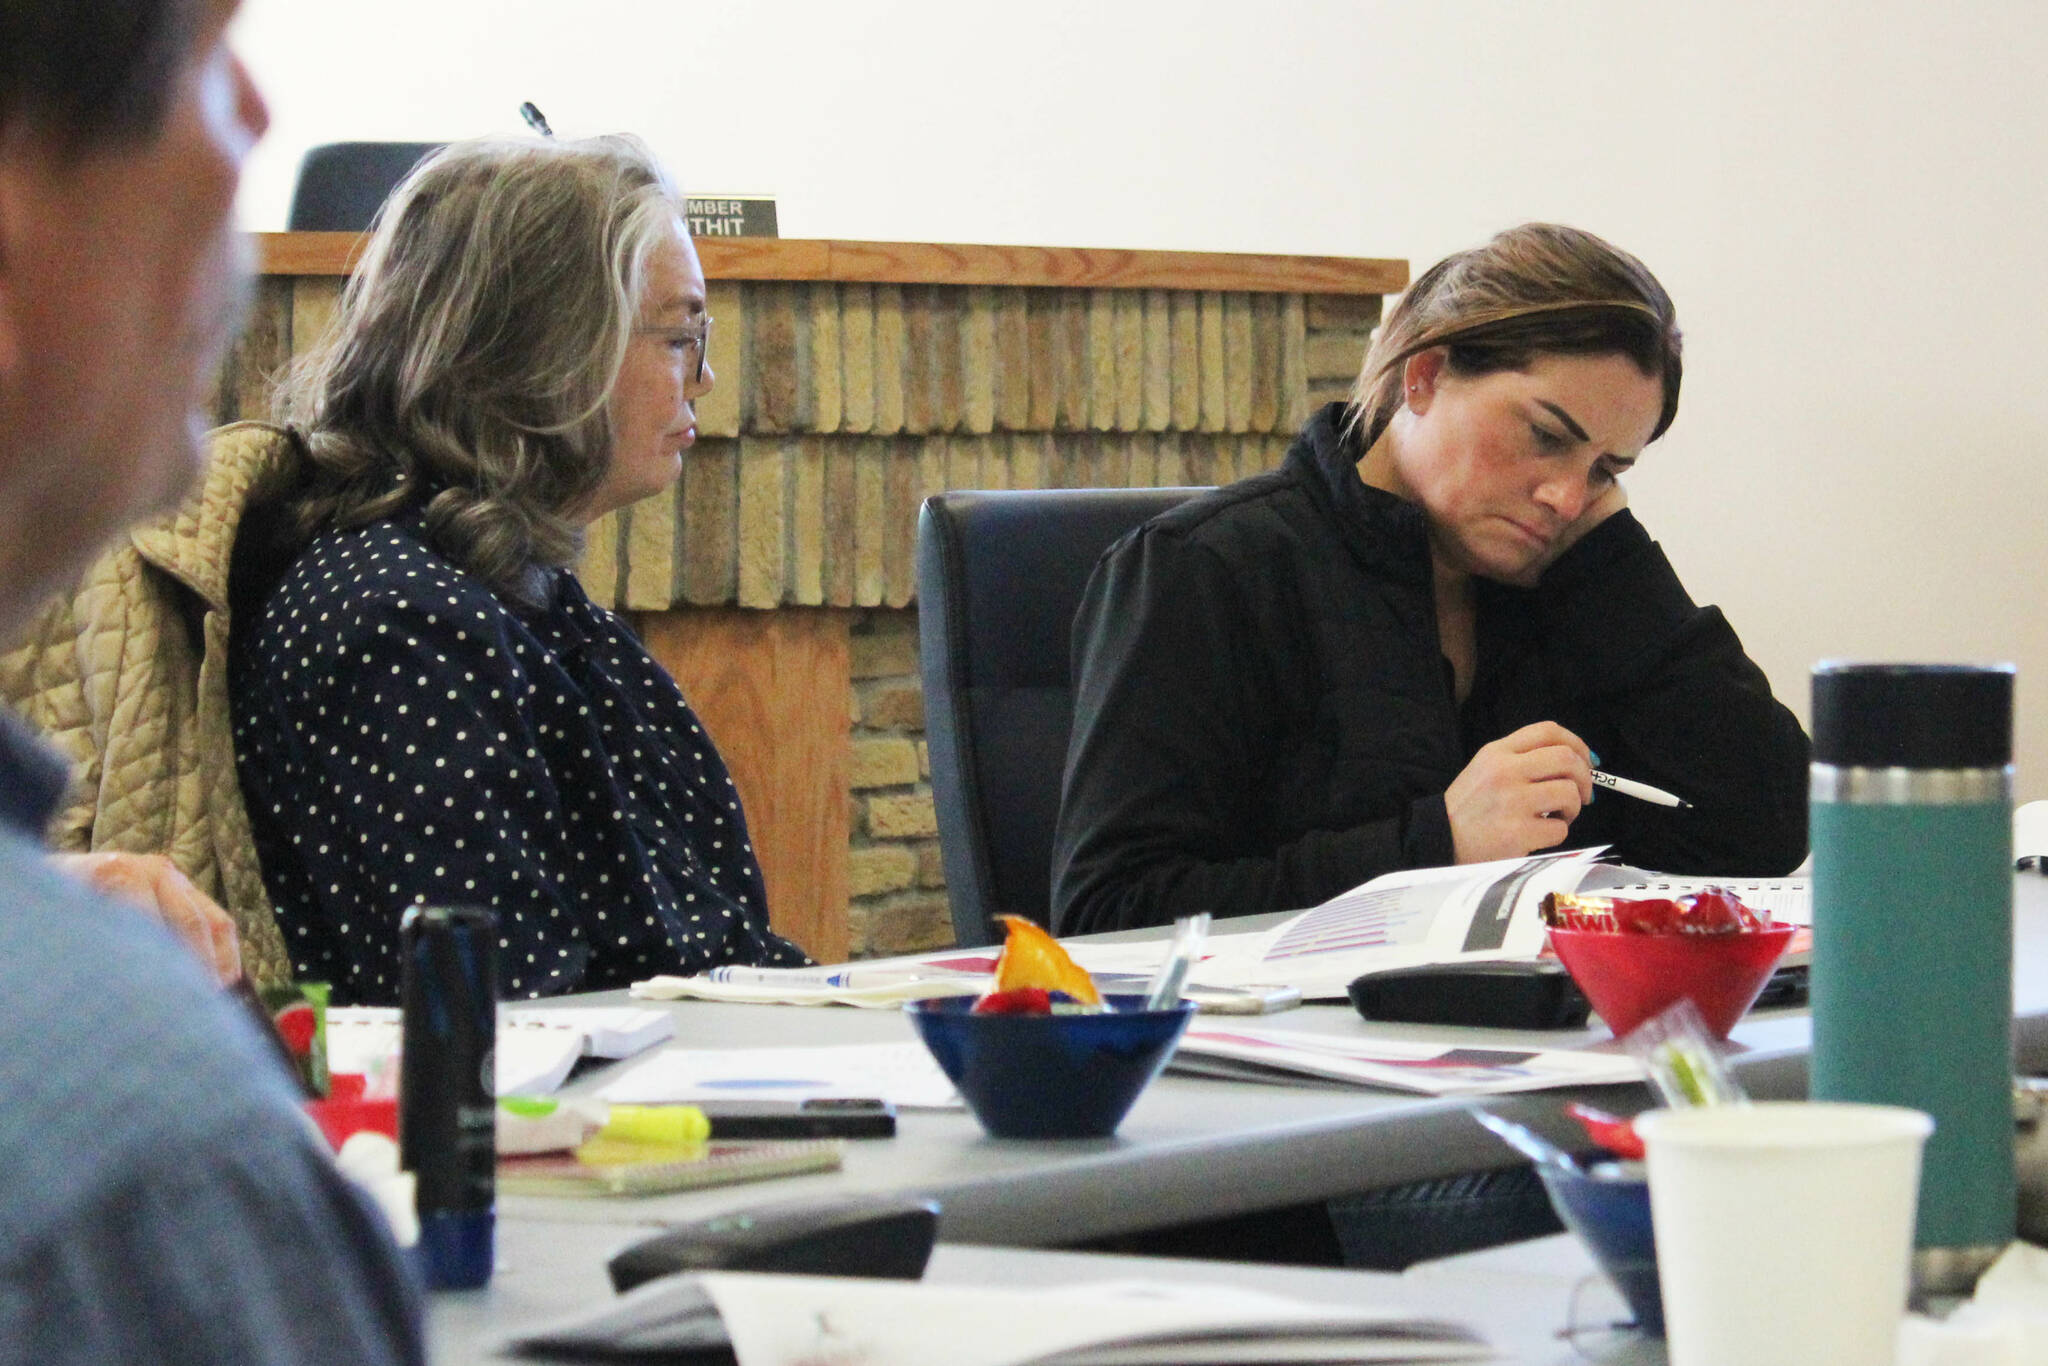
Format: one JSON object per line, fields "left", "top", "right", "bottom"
{"left": 686, "top": 196, "right": 779, "bottom": 239}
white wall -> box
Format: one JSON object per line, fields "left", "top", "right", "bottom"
{"left": 235, "top": 0, "right": 2048, "bottom": 793}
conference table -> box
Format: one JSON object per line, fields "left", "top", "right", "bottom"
{"left": 435, "top": 1223, "right": 1651, "bottom": 1364}
{"left": 429, "top": 877, "right": 2048, "bottom": 1361}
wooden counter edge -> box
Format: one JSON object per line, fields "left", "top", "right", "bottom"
{"left": 256, "top": 232, "right": 1407, "bottom": 296}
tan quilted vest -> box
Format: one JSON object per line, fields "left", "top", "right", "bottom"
{"left": 0, "top": 423, "right": 302, "bottom": 988}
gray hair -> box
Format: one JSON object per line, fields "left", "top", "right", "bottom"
{"left": 274, "top": 133, "right": 685, "bottom": 608}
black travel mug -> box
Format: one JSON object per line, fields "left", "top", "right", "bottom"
{"left": 399, "top": 904, "right": 497, "bottom": 1290}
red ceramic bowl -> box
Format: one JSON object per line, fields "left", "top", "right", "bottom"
{"left": 1548, "top": 923, "right": 1796, "bottom": 1041}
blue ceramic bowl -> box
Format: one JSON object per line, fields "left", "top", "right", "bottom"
{"left": 1537, "top": 1160, "right": 1664, "bottom": 1337}
{"left": 906, "top": 993, "right": 1195, "bottom": 1139}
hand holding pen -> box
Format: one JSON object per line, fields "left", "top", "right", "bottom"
{"left": 1446, "top": 721, "right": 1600, "bottom": 864}
{"left": 1446, "top": 722, "right": 1690, "bottom": 864}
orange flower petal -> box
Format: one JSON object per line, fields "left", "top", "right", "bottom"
{"left": 990, "top": 915, "right": 1102, "bottom": 1005}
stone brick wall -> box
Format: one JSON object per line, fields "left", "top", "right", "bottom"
{"left": 843, "top": 611, "right": 952, "bottom": 957}
{"left": 824, "top": 295, "right": 1384, "bottom": 958}
{"left": 1305, "top": 293, "right": 1385, "bottom": 409}
{"left": 566, "top": 281, "right": 1363, "bottom": 615}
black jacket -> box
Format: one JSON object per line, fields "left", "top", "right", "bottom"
{"left": 1051, "top": 403, "right": 1810, "bottom": 934}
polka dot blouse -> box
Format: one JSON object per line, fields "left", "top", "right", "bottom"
{"left": 230, "top": 514, "right": 809, "bottom": 1005}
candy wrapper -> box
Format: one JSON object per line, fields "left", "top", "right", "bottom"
{"left": 1542, "top": 887, "right": 1773, "bottom": 935}
{"left": 1622, "top": 998, "right": 1747, "bottom": 1109}
{"left": 258, "top": 980, "right": 331, "bottom": 1098}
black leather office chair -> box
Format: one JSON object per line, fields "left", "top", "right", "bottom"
{"left": 916, "top": 487, "right": 1205, "bottom": 947}
{"left": 286, "top": 141, "right": 445, "bottom": 231}
{"left": 917, "top": 486, "right": 1560, "bottom": 1268}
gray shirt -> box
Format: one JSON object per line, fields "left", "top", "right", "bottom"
{"left": 0, "top": 712, "right": 424, "bottom": 1364}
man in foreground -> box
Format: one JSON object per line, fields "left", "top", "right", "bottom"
{"left": 0, "top": 0, "right": 423, "bottom": 1358}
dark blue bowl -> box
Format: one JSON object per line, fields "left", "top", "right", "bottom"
{"left": 906, "top": 993, "right": 1195, "bottom": 1139}
{"left": 1538, "top": 1160, "right": 1663, "bottom": 1337}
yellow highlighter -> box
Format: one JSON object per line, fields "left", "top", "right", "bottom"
{"left": 496, "top": 1097, "right": 709, "bottom": 1155}
{"left": 599, "top": 1104, "right": 711, "bottom": 1147}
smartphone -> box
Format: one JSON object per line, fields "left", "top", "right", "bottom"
{"left": 697, "top": 1097, "right": 897, "bottom": 1139}
{"left": 1180, "top": 983, "right": 1305, "bottom": 1015}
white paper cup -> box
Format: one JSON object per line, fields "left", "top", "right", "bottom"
{"left": 1637, "top": 1101, "right": 1932, "bottom": 1366}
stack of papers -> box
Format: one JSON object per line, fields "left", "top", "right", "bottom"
{"left": 1170, "top": 1022, "right": 1642, "bottom": 1096}
{"left": 635, "top": 847, "right": 1816, "bottom": 1012}
{"left": 509, "top": 1271, "right": 1490, "bottom": 1364}
{"left": 595, "top": 1041, "right": 963, "bottom": 1110}
{"left": 1141, "top": 848, "right": 1810, "bottom": 1001}
{"left": 1179, "top": 849, "right": 1603, "bottom": 1000}
{"left": 326, "top": 1005, "right": 677, "bottom": 1097}
{"left": 634, "top": 970, "right": 986, "bottom": 1008}
{"left": 1899, "top": 1241, "right": 2048, "bottom": 1363}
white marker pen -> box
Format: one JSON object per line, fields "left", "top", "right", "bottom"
{"left": 1592, "top": 770, "right": 1692, "bottom": 809}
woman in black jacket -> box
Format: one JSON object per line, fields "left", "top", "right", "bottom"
{"left": 1054, "top": 223, "right": 1809, "bottom": 935}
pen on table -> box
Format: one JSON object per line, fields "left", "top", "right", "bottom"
{"left": 1143, "top": 912, "right": 1211, "bottom": 1010}
{"left": 1591, "top": 770, "right": 1692, "bottom": 810}
{"left": 706, "top": 964, "right": 966, "bottom": 990}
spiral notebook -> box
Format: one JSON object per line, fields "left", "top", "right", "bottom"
{"left": 498, "top": 1138, "right": 844, "bottom": 1198}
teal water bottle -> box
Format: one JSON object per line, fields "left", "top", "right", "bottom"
{"left": 1809, "top": 663, "right": 2014, "bottom": 1293}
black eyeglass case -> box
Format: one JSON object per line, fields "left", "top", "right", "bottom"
{"left": 1347, "top": 959, "right": 1592, "bottom": 1030}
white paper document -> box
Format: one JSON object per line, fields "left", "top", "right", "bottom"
{"left": 630, "top": 930, "right": 1292, "bottom": 1006}
{"left": 509, "top": 1270, "right": 1490, "bottom": 1365}
{"left": 626, "top": 849, "right": 1811, "bottom": 1015}
{"left": 632, "top": 947, "right": 1009, "bottom": 1008}
{"left": 633, "top": 972, "right": 986, "bottom": 1009}
{"left": 595, "top": 1041, "right": 963, "bottom": 1109}
{"left": 1170, "top": 1021, "right": 1642, "bottom": 1095}
{"left": 1170, "top": 849, "right": 1813, "bottom": 1000}
{"left": 2016, "top": 799, "right": 2048, "bottom": 870}
{"left": 1180, "top": 849, "right": 1606, "bottom": 1000}
{"left": 707, "top": 1274, "right": 1489, "bottom": 1365}
{"left": 632, "top": 946, "right": 1174, "bottom": 1009}
{"left": 326, "top": 1004, "right": 677, "bottom": 1097}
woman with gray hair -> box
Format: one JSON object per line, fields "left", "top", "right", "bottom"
{"left": 230, "top": 134, "right": 807, "bottom": 1004}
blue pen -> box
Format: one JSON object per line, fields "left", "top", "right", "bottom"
{"left": 707, "top": 964, "right": 951, "bottom": 990}
{"left": 1143, "top": 913, "right": 1211, "bottom": 1010}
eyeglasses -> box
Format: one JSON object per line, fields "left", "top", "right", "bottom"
{"left": 635, "top": 315, "right": 714, "bottom": 385}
